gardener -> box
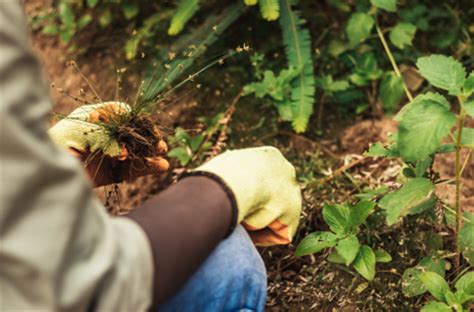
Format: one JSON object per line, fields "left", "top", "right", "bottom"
{"left": 0, "top": 3, "right": 302, "bottom": 312}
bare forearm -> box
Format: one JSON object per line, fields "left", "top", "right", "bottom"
{"left": 126, "top": 176, "right": 234, "bottom": 305}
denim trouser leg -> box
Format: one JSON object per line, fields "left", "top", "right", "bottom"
{"left": 159, "top": 225, "right": 267, "bottom": 312}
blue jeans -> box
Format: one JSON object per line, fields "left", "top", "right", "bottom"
{"left": 159, "top": 226, "right": 267, "bottom": 312}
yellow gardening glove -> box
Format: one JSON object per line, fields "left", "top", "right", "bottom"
{"left": 192, "top": 146, "right": 302, "bottom": 246}
{"left": 48, "top": 101, "right": 131, "bottom": 157}
{"left": 48, "top": 102, "right": 169, "bottom": 186}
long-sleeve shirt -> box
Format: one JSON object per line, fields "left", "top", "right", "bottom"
{"left": 0, "top": 2, "right": 154, "bottom": 310}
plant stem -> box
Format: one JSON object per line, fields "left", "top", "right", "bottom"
{"left": 375, "top": 21, "right": 413, "bottom": 102}
{"left": 454, "top": 97, "right": 466, "bottom": 268}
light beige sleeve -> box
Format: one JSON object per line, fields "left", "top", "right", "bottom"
{"left": 0, "top": 2, "right": 153, "bottom": 311}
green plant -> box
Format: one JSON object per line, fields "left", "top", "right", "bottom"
{"left": 366, "top": 54, "right": 473, "bottom": 267}
{"left": 418, "top": 271, "right": 474, "bottom": 312}
{"left": 295, "top": 200, "right": 391, "bottom": 281}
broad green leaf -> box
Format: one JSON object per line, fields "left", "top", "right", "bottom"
{"left": 346, "top": 12, "right": 374, "bottom": 45}
{"left": 323, "top": 203, "right": 350, "bottom": 235}
{"left": 244, "top": 0, "right": 257, "bottom": 5}
{"left": 420, "top": 301, "right": 451, "bottom": 312}
{"left": 458, "top": 219, "right": 474, "bottom": 266}
{"left": 455, "top": 272, "right": 474, "bottom": 296}
{"left": 327, "top": 251, "right": 346, "bottom": 264}
{"left": 464, "top": 72, "right": 474, "bottom": 95}
{"left": 295, "top": 231, "right": 338, "bottom": 256}
{"left": 349, "top": 200, "right": 376, "bottom": 228}
{"left": 353, "top": 245, "right": 376, "bottom": 281}
{"left": 379, "top": 72, "right": 405, "bottom": 111}
{"left": 465, "top": 101, "right": 474, "bottom": 117}
{"left": 389, "top": 22, "right": 416, "bottom": 49}
{"left": 375, "top": 249, "right": 392, "bottom": 263}
{"left": 336, "top": 234, "right": 360, "bottom": 265}
{"left": 402, "top": 256, "right": 446, "bottom": 297}
{"left": 444, "top": 290, "right": 459, "bottom": 307}
{"left": 379, "top": 178, "right": 434, "bottom": 225}
{"left": 420, "top": 272, "right": 450, "bottom": 301}
{"left": 370, "top": 0, "right": 397, "bottom": 12}
{"left": 416, "top": 55, "right": 466, "bottom": 95}
{"left": 398, "top": 99, "right": 456, "bottom": 162}
{"left": 365, "top": 142, "right": 398, "bottom": 158}
{"left": 396, "top": 92, "right": 450, "bottom": 121}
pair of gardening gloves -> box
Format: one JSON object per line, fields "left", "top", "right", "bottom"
{"left": 49, "top": 102, "right": 302, "bottom": 246}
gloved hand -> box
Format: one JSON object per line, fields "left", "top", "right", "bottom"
{"left": 48, "top": 102, "right": 169, "bottom": 186}
{"left": 188, "top": 146, "right": 302, "bottom": 246}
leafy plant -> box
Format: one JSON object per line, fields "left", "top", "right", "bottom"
{"left": 419, "top": 271, "right": 474, "bottom": 312}
{"left": 296, "top": 200, "right": 391, "bottom": 281}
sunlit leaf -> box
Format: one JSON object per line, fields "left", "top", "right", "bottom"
{"left": 420, "top": 272, "right": 450, "bottom": 301}
{"left": 346, "top": 12, "right": 374, "bottom": 45}
{"left": 389, "top": 22, "right": 416, "bottom": 49}
{"left": 371, "top": 0, "right": 397, "bottom": 12}
{"left": 416, "top": 55, "right": 466, "bottom": 95}
{"left": 379, "top": 178, "right": 434, "bottom": 225}
{"left": 353, "top": 245, "right": 376, "bottom": 281}
{"left": 336, "top": 234, "right": 360, "bottom": 265}
{"left": 295, "top": 231, "right": 338, "bottom": 256}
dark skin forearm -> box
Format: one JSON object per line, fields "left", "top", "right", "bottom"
{"left": 125, "top": 176, "right": 233, "bottom": 306}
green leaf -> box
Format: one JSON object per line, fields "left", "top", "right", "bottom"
{"left": 168, "top": 0, "right": 200, "bottom": 36}
{"left": 402, "top": 256, "right": 446, "bottom": 297}
{"left": 397, "top": 98, "right": 456, "bottom": 162}
{"left": 396, "top": 92, "right": 449, "bottom": 121}
{"left": 414, "top": 157, "right": 432, "bottom": 177}
{"left": 244, "top": 0, "right": 257, "bottom": 5}
{"left": 259, "top": 0, "right": 280, "bottom": 21}
{"left": 77, "top": 14, "right": 92, "bottom": 30}
{"left": 420, "top": 301, "right": 451, "bottom": 312}
{"left": 389, "top": 22, "right": 416, "bottom": 49}
{"left": 295, "top": 231, "right": 338, "bottom": 256}
{"left": 465, "top": 101, "right": 474, "bottom": 118}
{"left": 349, "top": 200, "right": 376, "bottom": 228}
{"left": 416, "top": 55, "right": 466, "bottom": 95}
{"left": 336, "top": 234, "right": 360, "bottom": 265}
{"left": 346, "top": 12, "right": 374, "bottom": 45}
{"left": 42, "top": 24, "right": 59, "bottom": 35}
{"left": 379, "top": 178, "right": 434, "bottom": 225}
{"left": 455, "top": 272, "right": 474, "bottom": 296}
{"left": 375, "top": 249, "right": 392, "bottom": 263}
{"left": 370, "top": 0, "right": 397, "bottom": 12}
{"left": 99, "top": 10, "right": 112, "bottom": 28}
{"left": 167, "top": 147, "right": 192, "bottom": 166}
{"left": 420, "top": 272, "right": 450, "bottom": 302}
{"left": 59, "top": 2, "right": 75, "bottom": 27}
{"left": 122, "top": 2, "right": 139, "bottom": 20}
{"left": 327, "top": 251, "right": 346, "bottom": 264}
{"left": 279, "top": 0, "right": 315, "bottom": 132}
{"left": 463, "top": 72, "right": 474, "bottom": 95}
{"left": 458, "top": 219, "right": 474, "bottom": 266}
{"left": 87, "top": 0, "right": 99, "bottom": 8}
{"left": 379, "top": 72, "right": 405, "bottom": 111}
{"left": 323, "top": 203, "right": 350, "bottom": 235}
{"left": 353, "top": 245, "right": 376, "bottom": 281}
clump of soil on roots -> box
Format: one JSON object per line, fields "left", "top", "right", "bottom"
{"left": 115, "top": 115, "right": 164, "bottom": 161}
